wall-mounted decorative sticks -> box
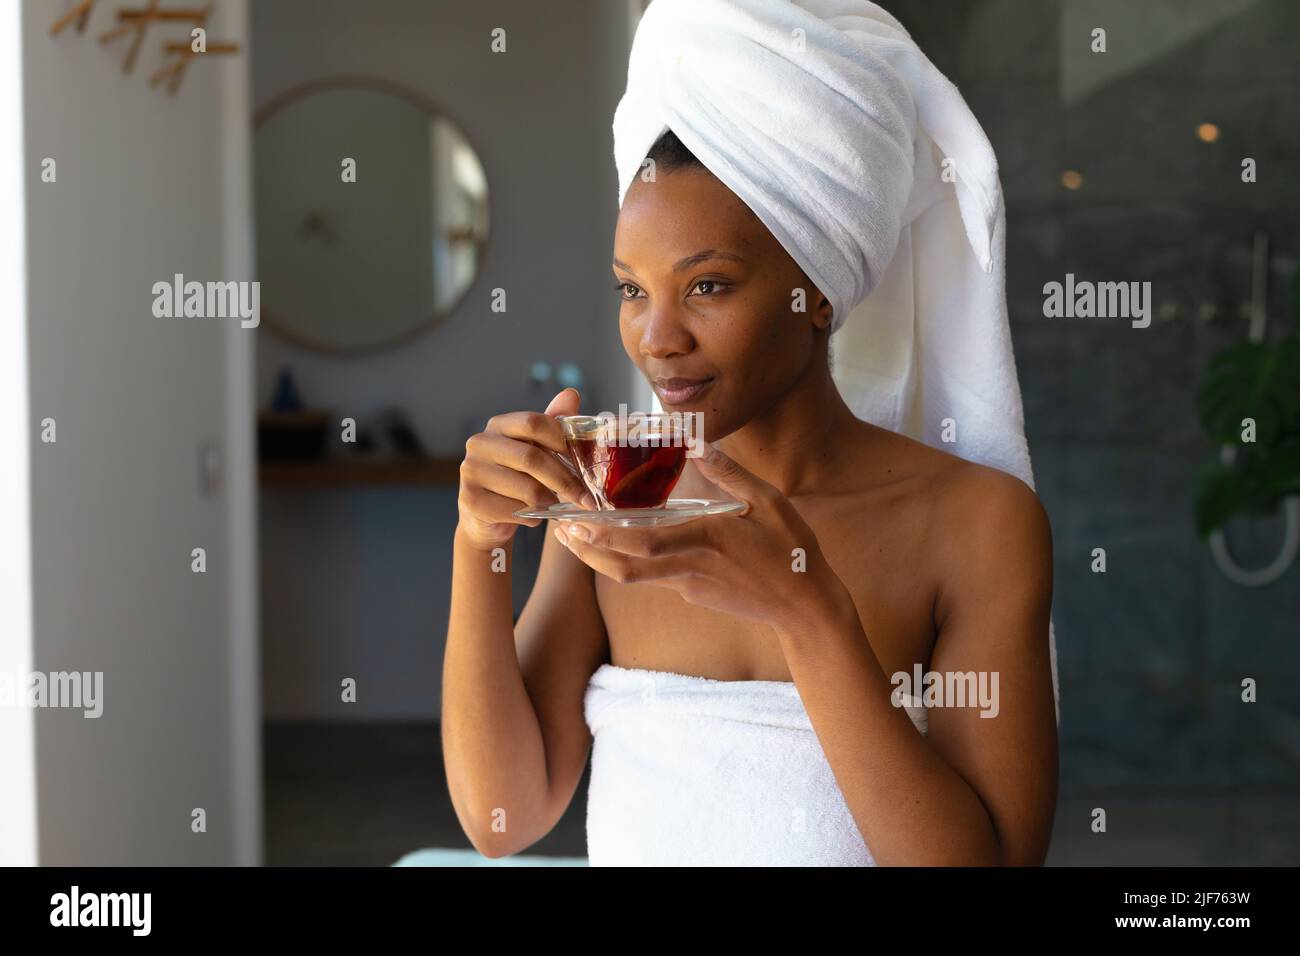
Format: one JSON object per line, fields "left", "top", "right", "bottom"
{"left": 50, "top": 0, "right": 100, "bottom": 36}
{"left": 51, "top": 0, "right": 240, "bottom": 94}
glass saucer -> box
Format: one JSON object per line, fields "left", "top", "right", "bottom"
{"left": 514, "top": 498, "right": 746, "bottom": 528}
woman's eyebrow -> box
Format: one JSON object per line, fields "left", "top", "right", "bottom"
{"left": 612, "top": 249, "right": 745, "bottom": 273}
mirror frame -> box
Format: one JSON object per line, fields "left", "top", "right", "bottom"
{"left": 253, "top": 75, "right": 492, "bottom": 356}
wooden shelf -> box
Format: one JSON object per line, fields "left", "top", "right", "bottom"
{"left": 258, "top": 457, "right": 460, "bottom": 487}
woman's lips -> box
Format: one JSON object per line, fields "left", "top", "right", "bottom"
{"left": 652, "top": 376, "right": 715, "bottom": 405}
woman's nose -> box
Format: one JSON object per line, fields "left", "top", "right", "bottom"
{"left": 638, "top": 302, "right": 696, "bottom": 360}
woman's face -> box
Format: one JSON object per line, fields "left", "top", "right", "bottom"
{"left": 612, "top": 165, "right": 831, "bottom": 441}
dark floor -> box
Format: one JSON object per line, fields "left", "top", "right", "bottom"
{"left": 264, "top": 721, "right": 589, "bottom": 866}
{"left": 265, "top": 722, "right": 1300, "bottom": 866}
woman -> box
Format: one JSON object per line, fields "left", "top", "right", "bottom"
{"left": 442, "top": 0, "right": 1058, "bottom": 866}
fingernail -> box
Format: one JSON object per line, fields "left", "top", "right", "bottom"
{"left": 568, "top": 524, "right": 590, "bottom": 542}
{"left": 554, "top": 526, "right": 568, "bottom": 545}
{"left": 580, "top": 492, "right": 597, "bottom": 510}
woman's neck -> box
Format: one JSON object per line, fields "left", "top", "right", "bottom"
{"left": 716, "top": 356, "right": 860, "bottom": 497}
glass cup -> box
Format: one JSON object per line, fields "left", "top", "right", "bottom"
{"left": 555, "top": 413, "right": 699, "bottom": 510}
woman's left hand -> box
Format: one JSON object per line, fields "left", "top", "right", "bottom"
{"left": 553, "top": 441, "right": 852, "bottom": 629}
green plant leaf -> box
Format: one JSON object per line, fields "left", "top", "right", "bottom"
{"left": 1193, "top": 458, "right": 1246, "bottom": 538}
{"left": 1197, "top": 335, "right": 1300, "bottom": 445}
{"left": 1260, "top": 438, "right": 1300, "bottom": 496}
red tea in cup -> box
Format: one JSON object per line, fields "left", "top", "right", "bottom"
{"left": 558, "top": 414, "right": 693, "bottom": 509}
{"left": 566, "top": 438, "right": 686, "bottom": 508}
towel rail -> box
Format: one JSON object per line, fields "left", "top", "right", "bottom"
{"left": 1208, "top": 231, "right": 1299, "bottom": 586}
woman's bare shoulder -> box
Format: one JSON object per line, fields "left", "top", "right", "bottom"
{"left": 844, "top": 421, "right": 1050, "bottom": 552}
{"left": 923, "top": 449, "right": 1053, "bottom": 591}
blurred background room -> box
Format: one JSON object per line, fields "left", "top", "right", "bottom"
{"left": 4, "top": 0, "right": 1297, "bottom": 866}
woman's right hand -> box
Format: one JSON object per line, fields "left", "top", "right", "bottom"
{"left": 456, "top": 387, "right": 595, "bottom": 552}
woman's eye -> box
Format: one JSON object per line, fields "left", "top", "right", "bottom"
{"left": 615, "top": 279, "right": 725, "bottom": 300}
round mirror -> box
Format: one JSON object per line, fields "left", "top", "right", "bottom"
{"left": 254, "top": 78, "right": 490, "bottom": 354}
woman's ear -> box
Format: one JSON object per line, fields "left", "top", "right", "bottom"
{"left": 810, "top": 291, "right": 834, "bottom": 330}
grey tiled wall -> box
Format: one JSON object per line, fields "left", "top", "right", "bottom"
{"left": 892, "top": 0, "right": 1300, "bottom": 792}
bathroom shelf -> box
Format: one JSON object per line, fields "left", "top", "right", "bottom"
{"left": 258, "top": 457, "right": 461, "bottom": 487}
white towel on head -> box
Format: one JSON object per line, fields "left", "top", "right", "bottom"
{"left": 612, "top": 0, "right": 1058, "bottom": 724}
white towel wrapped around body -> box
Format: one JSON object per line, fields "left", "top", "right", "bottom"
{"left": 614, "top": 0, "right": 1059, "bottom": 722}
{"left": 583, "top": 664, "right": 927, "bottom": 866}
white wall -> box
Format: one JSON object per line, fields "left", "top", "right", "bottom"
{"left": 0, "top": 0, "right": 37, "bottom": 868}
{"left": 256, "top": 0, "right": 639, "bottom": 719}
{"left": 218, "top": 1, "right": 261, "bottom": 869}
{"left": 22, "top": 0, "right": 257, "bottom": 864}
